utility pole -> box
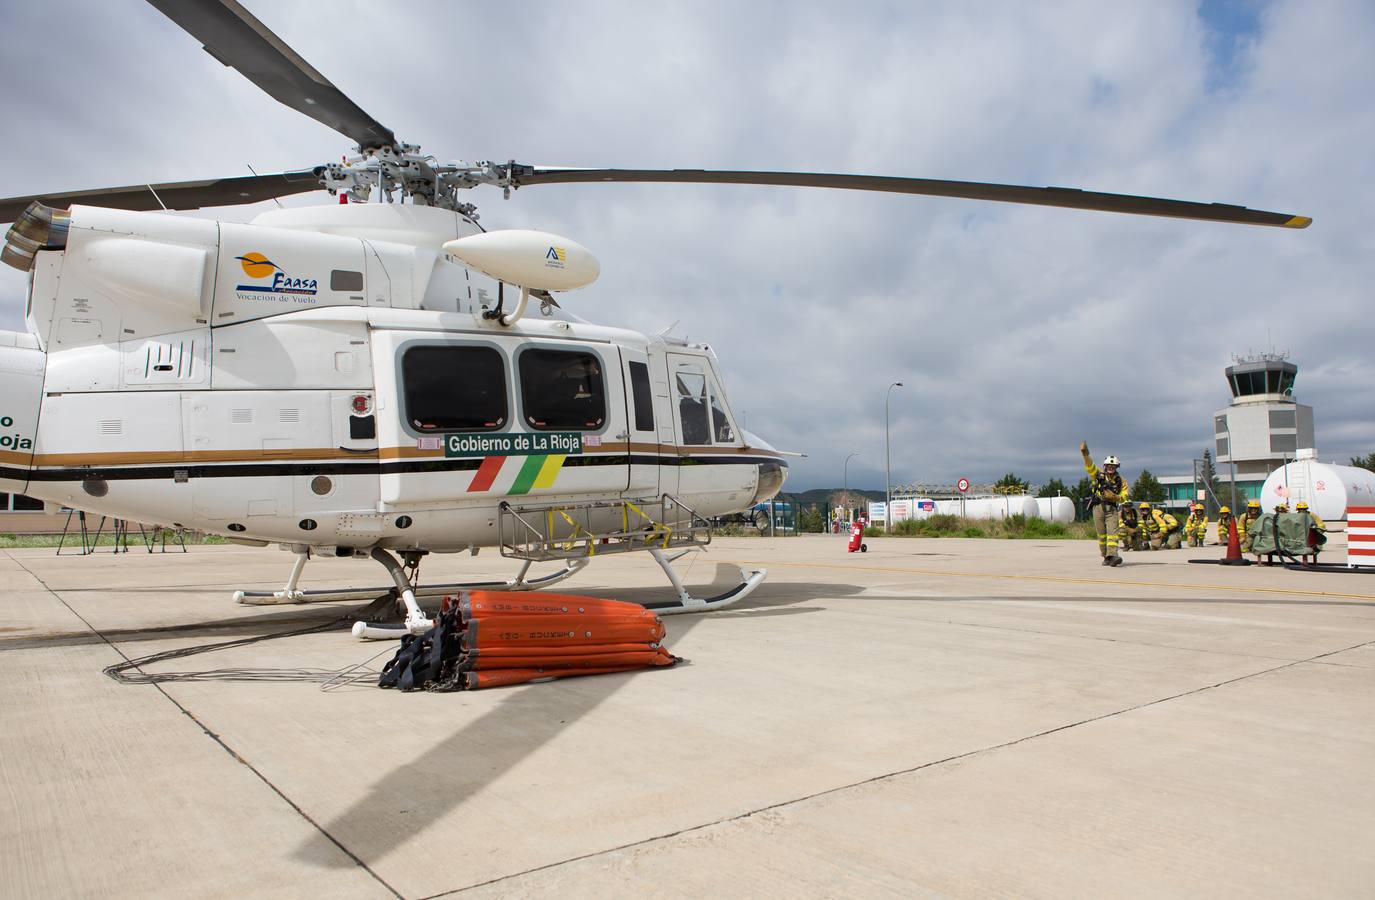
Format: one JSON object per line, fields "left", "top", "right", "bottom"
{"left": 885, "top": 382, "right": 903, "bottom": 534}
{"left": 1223, "top": 415, "right": 1239, "bottom": 512}
{"left": 843, "top": 451, "right": 860, "bottom": 525}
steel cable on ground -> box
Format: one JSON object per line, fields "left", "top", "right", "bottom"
{"left": 103, "top": 595, "right": 395, "bottom": 686}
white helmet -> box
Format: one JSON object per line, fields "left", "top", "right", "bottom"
{"left": 1102, "top": 455, "right": 1120, "bottom": 466}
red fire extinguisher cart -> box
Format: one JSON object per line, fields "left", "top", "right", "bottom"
{"left": 848, "top": 519, "right": 867, "bottom": 553}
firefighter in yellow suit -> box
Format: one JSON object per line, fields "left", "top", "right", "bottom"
{"left": 1139, "top": 501, "right": 1160, "bottom": 548}
{"left": 1184, "top": 503, "right": 1208, "bottom": 546}
{"left": 1118, "top": 503, "right": 1140, "bottom": 551}
{"left": 1081, "top": 441, "right": 1127, "bottom": 566}
{"left": 1295, "top": 500, "right": 1325, "bottom": 530}
{"left": 1295, "top": 500, "right": 1327, "bottom": 566}
{"left": 1151, "top": 506, "right": 1182, "bottom": 549}
{"left": 1239, "top": 500, "right": 1262, "bottom": 552}
{"left": 1216, "top": 506, "right": 1239, "bottom": 546}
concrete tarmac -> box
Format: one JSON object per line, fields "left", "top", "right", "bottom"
{"left": 1, "top": 535, "right": 1372, "bottom": 898}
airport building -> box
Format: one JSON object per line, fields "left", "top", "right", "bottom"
{"left": 1161, "top": 353, "right": 1315, "bottom": 512}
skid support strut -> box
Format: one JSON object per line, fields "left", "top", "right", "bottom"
{"left": 231, "top": 546, "right": 310, "bottom": 604}
{"left": 350, "top": 548, "right": 433, "bottom": 640}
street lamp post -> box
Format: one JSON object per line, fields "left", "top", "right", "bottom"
{"left": 843, "top": 451, "right": 860, "bottom": 525}
{"left": 1223, "top": 415, "right": 1239, "bottom": 512}
{"left": 885, "top": 382, "right": 903, "bottom": 534}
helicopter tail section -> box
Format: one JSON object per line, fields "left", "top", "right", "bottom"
{"left": 0, "top": 333, "right": 44, "bottom": 495}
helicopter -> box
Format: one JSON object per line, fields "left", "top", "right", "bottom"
{"left": 0, "top": 0, "right": 1309, "bottom": 639}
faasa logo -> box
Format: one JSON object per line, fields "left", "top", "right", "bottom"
{"left": 234, "top": 251, "right": 319, "bottom": 302}
{"left": 544, "top": 245, "right": 566, "bottom": 269}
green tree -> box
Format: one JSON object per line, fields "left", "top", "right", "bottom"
{"left": 1351, "top": 453, "right": 1375, "bottom": 472}
{"left": 1132, "top": 469, "right": 1166, "bottom": 504}
{"left": 993, "top": 472, "right": 1030, "bottom": 494}
{"left": 1198, "top": 449, "right": 1230, "bottom": 515}
{"left": 1037, "top": 478, "right": 1069, "bottom": 498}
{"left": 1068, "top": 476, "right": 1094, "bottom": 521}
{"left": 797, "top": 505, "right": 825, "bottom": 533}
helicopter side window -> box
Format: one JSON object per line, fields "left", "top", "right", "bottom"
{"left": 330, "top": 269, "right": 363, "bottom": 292}
{"left": 401, "top": 345, "right": 506, "bottom": 432}
{"left": 518, "top": 349, "right": 606, "bottom": 431}
{"left": 676, "top": 368, "right": 710, "bottom": 445}
{"left": 628, "top": 361, "right": 654, "bottom": 432}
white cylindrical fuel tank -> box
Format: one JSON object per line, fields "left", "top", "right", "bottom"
{"left": 1259, "top": 451, "right": 1375, "bottom": 521}
{"left": 1035, "top": 497, "right": 1075, "bottom": 524}
{"left": 940, "top": 495, "right": 1039, "bottom": 520}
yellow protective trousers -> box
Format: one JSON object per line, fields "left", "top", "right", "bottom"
{"left": 1092, "top": 504, "right": 1120, "bottom": 557}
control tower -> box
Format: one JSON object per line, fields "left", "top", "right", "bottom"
{"left": 1214, "top": 352, "right": 1315, "bottom": 483}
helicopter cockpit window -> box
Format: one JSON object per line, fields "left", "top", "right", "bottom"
{"left": 518, "top": 349, "right": 606, "bottom": 431}
{"left": 676, "top": 363, "right": 736, "bottom": 445}
{"left": 402, "top": 345, "right": 506, "bottom": 432}
{"left": 675, "top": 367, "right": 711, "bottom": 445}
{"left": 708, "top": 385, "right": 734, "bottom": 443}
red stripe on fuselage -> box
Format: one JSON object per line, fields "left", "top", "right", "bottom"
{"left": 468, "top": 456, "right": 506, "bottom": 492}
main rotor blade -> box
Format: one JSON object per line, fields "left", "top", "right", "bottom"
{"left": 146, "top": 0, "right": 396, "bottom": 152}
{"left": 0, "top": 170, "right": 321, "bottom": 223}
{"left": 509, "top": 168, "right": 1311, "bottom": 229}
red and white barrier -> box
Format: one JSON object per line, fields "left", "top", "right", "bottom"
{"left": 1348, "top": 506, "right": 1375, "bottom": 568}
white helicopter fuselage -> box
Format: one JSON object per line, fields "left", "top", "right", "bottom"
{"left": 0, "top": 203, "right": 786, "bottom": 554}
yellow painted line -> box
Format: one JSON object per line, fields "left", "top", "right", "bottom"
{"left": 737, "top": 559, "right": 1375, "bottom": 602}
{"left": 532, "top": 454, "right": 566, "bottom": 489}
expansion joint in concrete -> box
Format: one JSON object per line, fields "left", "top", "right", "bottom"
{"left": 8, "top": 552, "right": 405, "bottom": 900}
{"left": 429, "top": 633, "right": 1375, "bottom": 897}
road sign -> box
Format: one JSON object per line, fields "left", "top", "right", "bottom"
{"left": 957, "top": 478, "right": 970, "bottom": 494}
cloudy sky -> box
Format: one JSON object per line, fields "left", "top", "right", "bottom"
{"left": 2, "top": 0, "right": 1371, "bottom": 491}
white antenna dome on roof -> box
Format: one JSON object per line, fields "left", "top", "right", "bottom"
{"left": 443, "top": 230, "right": 599, "bottom": 292}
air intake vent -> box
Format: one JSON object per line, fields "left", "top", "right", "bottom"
{"left": 279, "top": 408, "right": 300, "bottom": 424}
{"left": 97, "top": 420, "right": 123, "bottom": 435}
{"left": 230, "top": 409, "right": 253, "bottom": 424}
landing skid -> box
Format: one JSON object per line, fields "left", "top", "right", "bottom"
{"left": 347, "top": 546, "right": 768, "bottom": 641}
{"left": 640, "top": 548, "right": 768, "bottom": 615}
{"left": 233, "top": 555, "right": 588, "bottom": 606}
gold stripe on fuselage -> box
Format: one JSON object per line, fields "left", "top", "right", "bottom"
{"left": 12, "top": 443, "right": 784, "bottom": 469}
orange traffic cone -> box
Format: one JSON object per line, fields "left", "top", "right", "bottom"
{"left": 1219, "top": 517, "right": 1251, "bottom": 566}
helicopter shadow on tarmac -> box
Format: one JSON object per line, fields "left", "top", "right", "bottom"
{"left": 0, "top": 605, "right": 367, "bottom": 653}
{"left": 291, "top": 565, "right": 851, "bottom": 873}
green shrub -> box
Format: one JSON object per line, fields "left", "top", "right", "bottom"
{"left": 1024, "top": 517, "right": 1068, "bottom": 537}
{"left": 922, "top": 514, "right": 962, "bottom": 535}
{"left": 811, "top": 515, "right": 1092, "bottom": 541}
{"left": 1002, "top": 513, "right": 1027, "bottom": 535}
